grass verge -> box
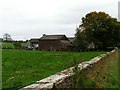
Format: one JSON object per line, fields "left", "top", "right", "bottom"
{"left": 72, "top": 49, "right": 119, "bottom": 89}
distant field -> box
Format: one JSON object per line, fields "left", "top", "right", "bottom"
{"left": 2, "top": 49, "right": 104, "bottom": 89}
{"left": 1, "top": 42, "right": 28, "bottom": 49}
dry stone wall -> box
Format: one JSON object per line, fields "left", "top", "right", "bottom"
{"left": 20, "top": 49, "right": 117, "bottom": 90}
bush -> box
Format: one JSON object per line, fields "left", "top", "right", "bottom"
{"left": 13, "top": 42, "right": 21, "bottom": 49}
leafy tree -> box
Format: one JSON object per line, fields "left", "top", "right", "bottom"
{"left": 75, "top": 11, "right": 120, "bottom": 50}
{"left": 74, "top": 27, "right": 89, "bottom": 51}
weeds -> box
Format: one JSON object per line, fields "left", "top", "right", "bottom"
{"left": 72, "top": 59, "right": 97, "bottom": 89}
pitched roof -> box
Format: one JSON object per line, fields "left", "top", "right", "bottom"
{"left": 40, "top": 34, "right": 68, "bottom": 40}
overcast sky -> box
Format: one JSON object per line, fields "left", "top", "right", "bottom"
{"left": 0, "top": 0, "right": 119, "bottom": 40}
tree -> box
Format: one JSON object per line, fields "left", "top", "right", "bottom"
{"left": 3, "top": 33, "right": 13, "bottom": 41}
{"left": 74, "top": 27, "right": 89, "bottom": 51}
{"left": 75, "top": 11, "right": 120, "bottom": 50}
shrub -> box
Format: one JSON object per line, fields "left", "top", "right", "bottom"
{"left": 13, "top": 42, "right": 21, "bottom": 49}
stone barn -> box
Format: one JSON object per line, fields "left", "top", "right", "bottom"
{"left": 39, "top": 34, "right": 74, "bottom": 51}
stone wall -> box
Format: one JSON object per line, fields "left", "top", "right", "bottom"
{"left": 20, "top": 49, "right": 117, "bottom": 90}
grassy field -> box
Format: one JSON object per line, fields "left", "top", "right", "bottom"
{"left": 2, "top": 49, "right": 104, "bottom": 89}
{"left": 1, "top": 42, "right": 28, "bottom": 49}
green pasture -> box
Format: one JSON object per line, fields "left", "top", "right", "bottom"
{"left": 2, "top": 49, "right": 103, "bottom": 89}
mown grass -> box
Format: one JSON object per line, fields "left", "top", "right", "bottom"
{"left": 2, "top": 49, "right": 104, "bottom": 89}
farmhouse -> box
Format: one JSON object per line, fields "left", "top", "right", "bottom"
{"left": 38, "top": 34, "right": 74, "bottom": 51}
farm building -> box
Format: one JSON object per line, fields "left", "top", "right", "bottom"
{"left": 38, "top": 34, "right": 74, "bottom": 51}
{"left": 28, "top": 38, "right": 40, "bottom": 49}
